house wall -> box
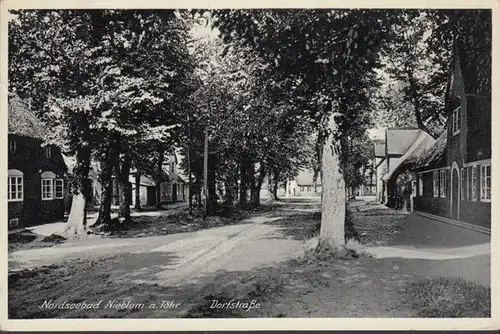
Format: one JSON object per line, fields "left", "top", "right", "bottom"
{"left": 8, "top": 134, "right": 66, "bottom": 229}
{"left": 415, "top": 165, "right": 490, "bottom": 229}
{"left": 296, "top": 184, "right": 322, "bottom": 197}
{"left": 376, "top": 160, "right": 387, "bottom": 202}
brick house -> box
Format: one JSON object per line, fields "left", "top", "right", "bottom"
{"left": 413, "top": 41, "right": 491, "bottom": 230}
{"left": 8, "top": 94, "right": 67, "bottom": 229}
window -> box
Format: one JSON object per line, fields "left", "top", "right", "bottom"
{"left": 411, "top": 180, "right": 417, "bottom": 197}
{"left": 9, "top": 140, "right": 16, "bottom": 153}
{"left": 440, "top": 170, "right": 447, "bottom": 198}
{"left": 300, "top": 186, "right": 304, "bottom": 192}
{"left": 8, "top": 169, "right": 23, "bottom": 202}
{"left": 42, "top": 179, "right": 54, "bottom": 200}
{"left": 461, "top": 168, "right": 466, "bottom": 200}
{"left": 481, "top": 164, "right": 491, "bottom": 202}
{"left": 433, "top": 171, "right": 439, "bottom": 197}
{"left": 452, "top": 106, "right": 461, "bottom": 135}
{"left": 306, "top": 185, "right": 312, "bottom": 192}
{"left": 418, "top": 176, "right": 423, "bottom": 196}
{"left": 41, "top": 171, "right": 57, "bottom": 200}
{"left": 45, "top": 146, "right": 51, "bottom": 158}
{"left": 54, "top": 179, "right": 64, "bottom": 199}
{"left": 471, "top": 166, "right": 477, "bottom": 201}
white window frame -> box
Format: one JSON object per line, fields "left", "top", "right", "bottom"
{"left": 8, "top": 169, "right": 24, "bottom": 202}
{"left": 471, "top": 166, "right": 477, "bottom": 201}
{"left": 480, "top": 164, "right": 491, "bottom": 202}
{"left": 433, "top": 171, "right": 439, "bottom": 197}
{"left": 54, "top": 179, "right": 64, "bottom": 199}
{"left": 440, "top": 170, "right": 447, "bottom": 198}
{"left": 452, "top": 106, "right": 461, "bottom": 136}
{"left": 42, "top": 179, "right": 54, "bottom": 200}
{"left": 461, "top": 168, "right": 466, "bottom": 200}
{"left": 418, "top": 177, "right": 423, "bottom": 196}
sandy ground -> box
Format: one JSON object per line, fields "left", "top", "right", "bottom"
{"left": 8, "top": 198, "right": 490, "bottom": 318}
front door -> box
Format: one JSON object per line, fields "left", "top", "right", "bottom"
{"left": 451, "top": 168, "right": 460, "bottom": 220}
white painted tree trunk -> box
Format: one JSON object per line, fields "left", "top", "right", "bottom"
{"left": 318, "top": 113, "right": 346, "bottom": 252}
{"left": 64, "top": 192, "right": 87, "bottom": 237}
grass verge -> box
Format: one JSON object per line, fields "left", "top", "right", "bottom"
{"left": 406, "top": 277, "right": 491, "bottom": 317}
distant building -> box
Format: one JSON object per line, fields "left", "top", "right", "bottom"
{"left": 380, "top": 128, "right": 436, "bottom": 209}
{"left": 8, "top": 94, "right": 67, "bottom": 229}
{"left": 286, "top": 169, "right": 322, "bottom": 197}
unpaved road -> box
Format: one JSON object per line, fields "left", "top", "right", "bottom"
{"left": 9, "top": 203, "right": 318, "bottom": 287}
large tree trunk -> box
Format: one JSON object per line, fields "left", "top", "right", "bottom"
{"left": 155, "top": 149, "right": 164, "bottom": 209}
{"left": 223, "top": 179, "right": 235, "bottom": 205}
{"left": 251, "top": 166, "right": 266, "bottom": 206}
{"left": 272, "top": 169, "right": 279, "bottom": 200}
{"left": 95, "top": 147, "right": 116, "bottom": 226}
{"left": 407, "top": 70, "right": 436, "bottom": 138}
{"left": 207, "top": 162, "right": 218, "bottom": 215}
{"left": 118, "top": 154, "right": 132, "bottom": 222}
{"left": 239, "top": 159, "right": 249, "bottom": 204}
{"left": 134, "top": 168, "right": 142, "bottom": 211}
{"left": 317, "top": 113, "right": 347, "bottom": 255}
{"left": 64, "top": 146, "right": 91, "bottom": 237}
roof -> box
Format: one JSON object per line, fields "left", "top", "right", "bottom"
{"left": 373, "top": 140, "right": 386, "bottom": 158}
{"left": 382, "top": 131, "right": 436, "bottom": 181}
{"left": 414, "top": 133, "right": 447, "bottom": 170}
{"left": 128, "top": 174, "right": 157, "bottom": 187}
{"left": 8, "top": 93, "right": 47, "bottom": 139}
{"left": 386, "top": 128, "right": 422, "bottom": 155}
{"left": 296, "top": 169, "right": 321, "bottom": 186}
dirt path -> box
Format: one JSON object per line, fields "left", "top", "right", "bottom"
{"left": 9, "top": 210, "right": 310, "bottom": 287}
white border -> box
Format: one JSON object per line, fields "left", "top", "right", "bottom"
{"left": 1, "top": 0, "right": 498, "bottom": 331}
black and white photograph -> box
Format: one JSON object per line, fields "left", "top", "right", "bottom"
{"left": 2, "top": 1, "right": 496, "bottom": 330}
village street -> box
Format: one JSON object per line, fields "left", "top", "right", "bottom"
{"left": 8, "top": 198, "right": 490, "bottom": 318}
{"left": 6, "top": 9, "right": 491, "bottom": 326}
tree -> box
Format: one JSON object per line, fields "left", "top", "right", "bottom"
{"left": 210, "top": 9, "right": 394, "bottom": 256}
{"left": 9, "top": 10, "right": 195, "bottom": 234}
{"left": 375, "top": 11, "right": 451, "bottom": 138}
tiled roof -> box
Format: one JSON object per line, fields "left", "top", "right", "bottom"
{"left": 8, "top": 93, "right": 47, "bottom": 139}
{"left": 386, "top": 128, "right": 422, "bottom": 155}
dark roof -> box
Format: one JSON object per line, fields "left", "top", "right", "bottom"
{"left": 386, "top": 129, "right": 422, "bottom": 155}
{"left": 8, "top": 93, "right": 47, "bottom": 139}
{"left": 414, "top": 133, "right": 447, "bottom": 170}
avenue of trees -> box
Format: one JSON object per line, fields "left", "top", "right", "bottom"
{"left": 9, "top": 9, "right": 490, "bottom": 257}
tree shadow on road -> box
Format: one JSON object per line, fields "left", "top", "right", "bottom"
{"left": 263, "top": 212, "right": 321, "bottom": 241}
